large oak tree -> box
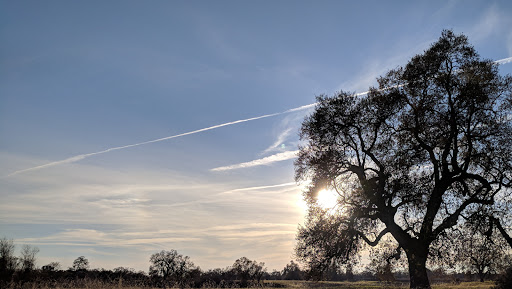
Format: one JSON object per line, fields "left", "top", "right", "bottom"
{"left": 295, "top": 30, "right": 512, "bottom": 289}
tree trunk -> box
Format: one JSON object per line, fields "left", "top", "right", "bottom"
{"left": 478, "top": 272, "right": 485, "bottom": 282}
{"left": 406, "top": 250, "right": 431, "bottom": 289}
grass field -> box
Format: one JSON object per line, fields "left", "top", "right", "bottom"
{"left": 5, "top": 280, "right": 496, "bottom": 289}
{"left": 265, "top": 280, "right": 495, "bottom": 289}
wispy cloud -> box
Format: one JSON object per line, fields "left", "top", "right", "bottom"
{"left": 470, "top": 4, "right": 501, "bottom": 42}
{"left": 211, "top": 150, "right": 299, "bottom": 172}
{"left": 5, "top": 59, "right": 510, "bottom": 178}
{"left": 261, "top": 128, "right": 293, "bottom": 155}
{"left": 15, "top": 222, "right": 300, "bottom": 270}
{"left": 2, "top": 151, "right": 307, "bottom": 271}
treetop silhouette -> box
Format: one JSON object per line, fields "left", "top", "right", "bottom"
{"left": 295, "top": 30, "right": 512, "bottom": 289}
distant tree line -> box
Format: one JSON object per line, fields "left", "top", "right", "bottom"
{"left": 2, "top": 237, "right": 512, "bottom": 288}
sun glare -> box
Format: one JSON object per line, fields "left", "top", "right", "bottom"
{"left": 316, "top": 189, "right": 338, "bottom": 210}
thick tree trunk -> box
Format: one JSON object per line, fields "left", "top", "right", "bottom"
{"left": 406, "top": 250, "right": 431, "bottom": 289}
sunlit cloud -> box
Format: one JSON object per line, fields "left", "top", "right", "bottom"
{"left": 17, "top": 229, "right": 202, "bottom": 248}
{"left": 1, "top": 152, "right": 306, "bottom": 270}
{"left": 210, "top": 150, "right": 299, "bottom": 172}
{"left": 15, "top": 222, "right": 300, "bottom": 270}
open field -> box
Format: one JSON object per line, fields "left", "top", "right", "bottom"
{"left": 28, "top": 280, "right": 494, "bottom": 289}
{"left": 267, "top": 280, "right": 495, "bottom": 289}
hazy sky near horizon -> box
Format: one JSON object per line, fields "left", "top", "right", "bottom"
{"left": 1, "top": 1, "right": 512, "bottom": 272}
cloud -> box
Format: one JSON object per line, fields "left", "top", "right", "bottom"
{"left": 261, "top": 128, "right": 293, "bottom": 155}
{"left": 2, "top": 153, "right": 306, "bottom": 271}
{"left": 210, "top": 150, "right": 299, "bottom": 172}
{"left": 14, "top": 222, "right": 301, "bottom": 270}
{"left": 470, "top": 4, "right": 501, "bottom": 42}
{"left": 17, "top": 229, "right": 202, "bottom": 248}
{"left": 467, "top": 5, "right": 512, "bottom": 57}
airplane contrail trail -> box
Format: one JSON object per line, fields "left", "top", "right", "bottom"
{"left": 496, "top": 56, "right": 512, "bottom": 65}
{"left": 5, "top": 57, "right": 511, "bottom": 177}
{"left": 5, "top": 107, "right": 310, "bottom": 177}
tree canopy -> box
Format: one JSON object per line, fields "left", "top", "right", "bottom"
{"left": 295, "top": 30, "right": 512, "bottom": 289}
{"left": 149, "top": 250, "right": 196, "bottom": 289}
{"left": 71, "top": 256, "right": 89, "bottom": 271}
{"left": 231, "top": 257, "right": 266, "bottom": 286}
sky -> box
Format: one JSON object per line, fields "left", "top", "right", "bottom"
{"left": 1, "top": 0, "right": 512, "bottom": 272}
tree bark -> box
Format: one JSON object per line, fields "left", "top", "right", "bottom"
{"left": 406, "top": 249, "right": 431, "bottom": 289}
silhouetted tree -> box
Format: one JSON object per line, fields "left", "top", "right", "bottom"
{"left": 295, "top": 30, "right": 512, "bottom": 289}
{"left": 495, "top": 265, "right": 512, "bottom": 289}
{"left": 0, "top": 238, "right": 17, "bottom": 282}
{"left": 149, "top": 250, "right": 196, "bottom": 289}
{"left": 364, "top": 241, "right": 404, "bottom": 282}
{"left": 42, "top": 261, "right": 61, "bottom": 271}
{"left": 281, "top": 260, "right": 303, "bottom": 280}
{"left": 345, "top": 263, "right": 354, "bottom": 281}
{"left": 231, "top": 257, "right": 266, "bottom": 286}
{"left": 20, "top": 245, "right": 39, "bottom": 272}
{"left": 71, "top": 256, "right": 89, "bottom": 271}
{"left": 268, "top": 269, "right": 282, "bottom": 280}
{"left": 456, "top": 230, "right": 510, "bottom": 282}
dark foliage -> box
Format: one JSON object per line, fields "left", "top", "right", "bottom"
{"left": 70, "top": 256, "right": 89, "bottom": 271}
{"left": 281, "top": 261, "right": 304, "bottom": 280}
{"left": 295, "top": 30, "right": 512, "bottom": 289}
{"left": 149, "top": 250, "right": 197, "bottom": 289}
{"left": 494, "top": 265, "right": 512, "bottom": 289}
{"left": 231, "top": 257, "right": 267, "bottom": 287}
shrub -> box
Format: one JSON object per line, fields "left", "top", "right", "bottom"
{"left": 494, "top": 266, "right": 512, "bottom": 289}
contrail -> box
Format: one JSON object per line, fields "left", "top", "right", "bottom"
{"left": 496, "top": 57, "right": 512, "bottom": 65}
{"left": 5, "top": 57, "right": 511, "bottom": 177}
{"left": 5, "top": 108, "right": 315, "bottom": 177}
{"left": 210, "top": 150, "right": 300, "bottom": 172}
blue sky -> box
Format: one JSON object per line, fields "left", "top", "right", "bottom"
{"left": 1, "top": 1, "right": 512, "bottom": 272}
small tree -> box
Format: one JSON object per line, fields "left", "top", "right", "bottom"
{"left": 231, "top": 257, "right": 266, "bottom": 286}
{"left": 495, "top": 265, "right": 512, "bottom": 289}
{"left": 19, "top": 245, "right": 39, "bottom": 272}
{"left": 149, "top": 250, "right": 196, "bottom": 289}
{"left": 42, "top": 261, "right": 61, "bottom": 271}
{"left": 0, "top": 238, "right": 17, "bottom": 281}
{"left": 365, "top": 241, "right": 403, "bottom": 282}
{"left": 457, "top": 232, "right": 509, "bottom": 282}
{"left": 281, "top": 260, "right": 303, "bottom": 280}
{"left": 71, "top": 256, "right": 89, "bottom": 271}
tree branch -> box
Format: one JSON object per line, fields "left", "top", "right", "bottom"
{"left": 358, "top": 228, "right": 390, "bottom": 247}
{"left": 491, "top": 217, "right": 512, "bottom": 249}
{"left": 432, "top": 188, "right": 492, "bottom": 239}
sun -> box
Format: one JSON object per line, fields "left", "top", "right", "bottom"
{"left": 316, "top": 189, "right": 338, "bottom": 210}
